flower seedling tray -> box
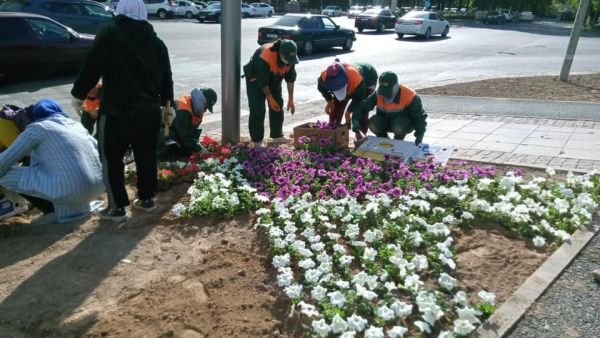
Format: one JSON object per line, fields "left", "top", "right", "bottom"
{"left": 293, "top": 122, "right": 349, "bottom": 149}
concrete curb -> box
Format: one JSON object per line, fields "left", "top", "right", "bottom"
{"left": 476, "top": 224, "right": 600, "bottom": 338}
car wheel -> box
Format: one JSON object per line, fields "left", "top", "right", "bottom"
{"left": 268, "top": 11, "right": 272, "bottom": 17}
{"left": 158, "top": 9, "right": 167, "bottom": 19}
{"left": 423, "top": 27, "right": 431, "bottom": 39}
{"left": 185, "top": 11, "right": 193, "bottom": 19}
{"left": 303, "top": 40, "right": 314, "bottom": 55}
{"left": 216, "top": 15, "right": 220, "bottom": 23}
{"left": 357, "top": 27, "right": 363, "bottom": 33}
{"left": 243, "top": 12, "right": 249, "bottom": 18}
{"left": 342, "top": 36, "right": 353, "bottom": 50}
{"left": 198, "top": 18, "right": 205, "bottom": 23}
{"left": 397, "top": 33, "right": 404, "bottom": 39}
{"left": 442, "top": 25, "right": 449, "bottom": 37}
{"left": 377, "top": 22, "right": 385, "bottom": 33}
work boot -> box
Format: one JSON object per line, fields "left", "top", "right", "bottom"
{"left": 99, "top": 207, "right": 127, "bottom": 222}
{"left": 132, "top": 198, "right": 157, "bottom": 212}
{"left": 593, "top": 269, "right": 600, "bottom": 283}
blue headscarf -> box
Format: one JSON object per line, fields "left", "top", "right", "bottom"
{"left": 32, "top": 99, "right": 68, "bottom": 121}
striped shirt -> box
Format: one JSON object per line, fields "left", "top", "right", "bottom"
{"left": 0, "top": 115, "right": 104, "bottom": 222}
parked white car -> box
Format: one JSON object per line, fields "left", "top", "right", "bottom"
{"left": 176, "top": 0, "right": 202, "bottom": 18}
{"left": 520, "top": 11, "right": 534, "bottom": 21}
{"left": 241, "top": 3, "right": 255, "bottom": 18}
{"left": 322, "top": 5, "right": 342, "bottom": 17}
{"left": 348, "top": 5, "right": 366, "bottom": 17}
{"left": 500, "top": 9, "right": 513, "bottom": 22}
{"left": 250, "top": 2, "right": 274, "bottom": 17}
{"left": 144, "top": 0, "right": 176, "bottom": 19}
{"left": 395, "top": 11, "right": 449, "bottom": 39}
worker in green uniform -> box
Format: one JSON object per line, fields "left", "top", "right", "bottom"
{"left": 317, "top": 59, "right": 377, "bottom": 141}
{"left": 352, "top": 71, "right": 427, "bottom": 146}
{"left": 243, "top": 39, "right": 299, "bottom": 146}
{"left": 158, "top": 87, "right": 217, "bottom": 159}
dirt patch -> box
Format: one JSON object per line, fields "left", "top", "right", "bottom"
{"left": 454, "top": 223, "right": 552, "bottom": 304}
{"left": 419, "top": 73, "right": 600, "bottom": 103}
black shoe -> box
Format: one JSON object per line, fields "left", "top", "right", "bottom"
{"left": 132, "top": 198, "right": 157, "bottom": 212}
{"left": 99, "top": 207, "right": 127, "bottom": 222}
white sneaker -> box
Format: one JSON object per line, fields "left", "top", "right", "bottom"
{"left": 29, "top": 213, "right": 56, "bottom": 226}
{"left": 253, "top": 141, "right": 263, "bottom": 148}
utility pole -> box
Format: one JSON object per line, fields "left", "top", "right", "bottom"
{"left": 221, "top": 0, "right": 241, "bottom": 143}
{"left": 559, "top": 0, "right": 591, "bottom": 82}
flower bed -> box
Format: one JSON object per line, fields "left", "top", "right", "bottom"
{"left": 174, "top": 144, "right": 600, "bottom": 337}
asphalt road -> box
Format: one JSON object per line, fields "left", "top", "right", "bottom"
{"left": 1, "top": 16, "right": 599, "bottom": 119}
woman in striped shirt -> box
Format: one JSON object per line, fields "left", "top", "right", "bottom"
{"left": 0, "top": 99, "right": 105, "bottom": 224}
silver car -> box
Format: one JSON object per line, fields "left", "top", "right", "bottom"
{"left": 322, "top": 5, "right": 342, "bottom": 17}
{"left": 394, "top": 11, "right": 449, "bottom": 39}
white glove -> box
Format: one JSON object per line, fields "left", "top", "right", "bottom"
{"left": 162, "top": 105, "right": 175, "bottom": 127}
{"left": 71, "top": 96, "right": 84, "bottom": 116}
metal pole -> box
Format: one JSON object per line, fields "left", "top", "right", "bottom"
{"left": 559, "top": 0, "right": 591, "bottom": 82}
{"left": 221, "top": 0, "right": 241, "bottom": 143}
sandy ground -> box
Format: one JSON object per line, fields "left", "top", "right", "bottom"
{"left": 419, "top": 73, "right": 600, "bottom": 103}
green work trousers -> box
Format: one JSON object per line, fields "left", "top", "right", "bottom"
{"left": 246, "top": 78, "right": 284, "bottom": 142}
{"left": 368, "top": 113, "right": 414, "bottom": 139}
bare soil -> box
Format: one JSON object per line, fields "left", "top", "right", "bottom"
{"left": 419, "top": 73, "right": 600, "bottom": 103}
{"left": 0, "top": 181, "right": 554, "bottom": 337}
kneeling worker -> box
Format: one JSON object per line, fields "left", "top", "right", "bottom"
{"left": 352, "top": 71, "right": 427, "bottom": 146}
{"left": 158, "top": 87, "right": 217, "bottom": 158}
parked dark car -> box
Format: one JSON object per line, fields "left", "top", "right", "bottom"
{"left": 483, "top": 12, "right": 506, "bottom": 24}
{"left": 257, "top": 14, "right": 355, "bottom": 55}
{"left": 354, "top": 7, "right": 396, "bottom": 33}
{"left": 0, "top": 0, "right": 115, "bottom": 35}
{"left": 0, "top": 12, "right": 94, "bottom": 80}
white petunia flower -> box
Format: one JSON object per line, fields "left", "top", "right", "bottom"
{"left": 355, "top": 284, "right": 378, "bottom": 301}
{"left": 404, "top": 274, "right": 424, "bottom": 291}
{"left": 461, "top": 211, "right": 474, "bottom": 220}
{"left": 328, "top": 291, "right": 346, "bottom": 307}
{"left": 453, "top": 319, "right": 476, "bottom": 336}
{"left": 336, "top": 280, "right": 350, "bottom": 289}
{"left": 411, "top": 254, "right": 429, "bottom": 272}
{"left": 298, "top": 258, "right": 316, "bottom": 270}
{"left": 532, "top": 236, "right": 546, "bottom": 247}
{"left": 298, "top": 301, "right": 319, "bottom": 317}
{"left": 272, "top": 253, "right": 290, "bottom": 268}
{"left": 478, "top": 290, "right": 496, "bottom": 305}
{"left": 312, "top": 319, "right": 332, "bottom": 337}
{"left": 339, "top": 331, "right": 356, "bottom": 338}
{"left": 339, "top": 255, "right": 354, "bottom": 266}
{"left": 364, "top": 326, "right": 384, "bottom": 338}
{"left": 330, "top": 314, "right": 348, "bottom": 334}
{"left": 438, "top": 330, "right": 455, "bottom": 338}
{"left": 414, "top": 320, "right": 431, "bottom": 333}
{"left": 384, "top": 281, "right": 398, "bottom": 292}
{"left": 376, "top": 305, "right": 396, "bottom": 321}
{"left": 456, "top": 306, "right": 481, "bottom": 325}
{"left": 333, "top": 244, "right": 347, "bottom": 253}
{"left": 171, "top": 203, "right": 186, "bottom": 217}
{"left": 311, "top": 285, "right": 327, "bottom": 301}
{"left": 388, "top": 326, "right": 408, "bottom": 338}
{"left": 390, "top": 300, "right": 413, "bottom": 318}
{"left": 438, "top": 273, "right": 457, "bottom": 291}
{"left": 363, "top": 247, "right": 377, "bottom": 261}
{"left": 284, "top": 284, "right": 302, "bottom": 299}
{"left": 439, "top": 254, "right": 457, "bottom": 270}
{"left": 452, "top": 291, "right": 468, "bottom": 305}
{"left": 305, "top": 269, "right": 321, "bottom": 283}
{"left": 346, "top": 314, "right": 368, "bottom": 332}
{"left": 277, "top": 267, "right": 294, "bottom": 287}
{"left": 546, "top": 167, "right": 556, "bottom": 176}
{"left": 554, "top": 230, "right": 571, "bottom": 242}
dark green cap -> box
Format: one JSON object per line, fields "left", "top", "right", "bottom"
{"left": 377, "top": 71, "right": 398, "bottom": 96}
{"left": 201, "top": 88, "right": 217, "bottom": 112}
{"left": 279, "top": 39, "right": 299, "bottom": 65}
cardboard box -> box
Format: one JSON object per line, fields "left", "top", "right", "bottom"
{"left": 293, "top": 122, "right": 349, "bottom": 149}
{"left": 354, "top": 137, "right": 454, "bottom": 165}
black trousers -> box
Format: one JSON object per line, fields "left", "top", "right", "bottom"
{"left": 98, "top": 108, "right": 161, "bottom": 208}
